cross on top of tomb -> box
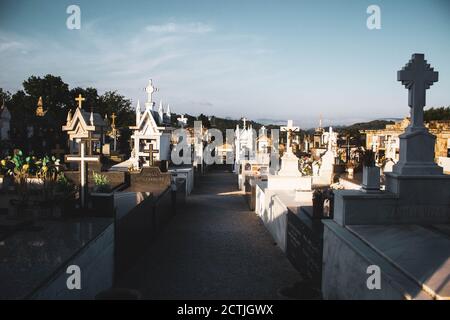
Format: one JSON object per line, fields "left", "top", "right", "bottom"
{"left": 145, "top": 79, "right": 158, "bottom": 105}
{"left": 144, "top": 143, "right": 159, "bottom": 167}
{"left": 398, "top": 53, "right": 438, "bottom": 129}
{"left": 177, "top": 114, "right": 188, "bottom": 127}
{"left": 260, "top": 126, "right": 267, "bottom": 136}
{"left": 75, "top": 94, "right": 85, "bottom": 109}
{"left": 281, "top": 120, "right": 299, "bottom": 153}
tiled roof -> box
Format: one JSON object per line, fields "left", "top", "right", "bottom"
{"left": 80, "top": 110, "right": 107, "bottom": 127}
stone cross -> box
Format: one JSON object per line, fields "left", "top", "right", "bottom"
{"left": 398, "top": 53, "right": 438, "bottom": 129}
{"left": 391, "top": 54, "right": 442, "bottom": 175}
{"left": 75, "top": 94, "right": 85, "bottom": 109}
{"left": 144, "top": 143, "right": 159, "bottom": 167}
{"left": 65, "top": 142, "right": 100, "bottom": 207}
{"left": 145, "top": 79, "right": 158, "bottom": 104}
{"left": 281, "top": 120, "right": 299, "bottom": 154}
{"left": 260, "top": 126, "right": 267, "bottom": 137}
{"left": 177, "top": 114, "right": 188, "bottom": 127}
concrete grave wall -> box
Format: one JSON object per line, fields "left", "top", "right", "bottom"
{"left": 322, "top": 221, "right": 433, "bottom": 300}
{"left": 29, "top": 223, "right": 114, "bottom": 300}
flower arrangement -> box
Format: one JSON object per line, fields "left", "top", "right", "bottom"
{"left": 92, "top": 171, "right": 112, "bottom": 193}
{"left": 299, "top": 156, "right": 314, "bottom": 176}
{"left": 0, "top": 150, "right": 65, "bottom": 200}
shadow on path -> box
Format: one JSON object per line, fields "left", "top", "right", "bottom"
{"left": 116, "top": 169, "right": 302, "bottom": 299}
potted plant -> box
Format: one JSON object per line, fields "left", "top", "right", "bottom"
{"left": 362, "top": 150, "right": 380, "bottom": 191}
{"left": 52, "top": 172, "right": 77, "bottom": 218}
{"left": 90, "top": 171, "right": 114, "bottom": 216}
{"left": 33, "top": 155, "right": 62, "bottom": 218}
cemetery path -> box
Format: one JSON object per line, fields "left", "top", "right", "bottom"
{"left": 117, "top": 168, "right": 302, "bottom": 299}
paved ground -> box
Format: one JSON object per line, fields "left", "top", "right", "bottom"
{"left": 117, "top": 168, "right": 302, "bottom": 299}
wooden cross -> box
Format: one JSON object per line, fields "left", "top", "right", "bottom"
{"left": 281, "top": 120, "right": 299, "bottom": 153}
{"left": 65, "top": 142, "right": 100, "bottom": 207}
{"left": 144, "top": 143, "right": 159, "bottom": 167}
{"left": 51, "top": 144, "right": 65, "bottom": 159}
{"left": 75, "top": 94, "right": 85, "bottom": 109}
{"left": 398, "top": 54, "right": 438, "bottom": 128}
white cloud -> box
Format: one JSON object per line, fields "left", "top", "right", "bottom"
{"left": 0, "top": 33, "right": 28, "bottom": 53}
{"left": 145, "top": 22, "right": 214, "bottom": 34}
{"left": 0, "top": 21, "right": 282, "bottom": 121}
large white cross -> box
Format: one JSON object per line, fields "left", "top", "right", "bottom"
{"left": 145, "top": 79, "right": 158, "bottom": 104}
{"left": 281, "top": 120, "right": 299, "bottom": 154}
{"left": 65, "top": 142, "right": 100, "bottom": 207}
{"left": 398, "top": 54, "right": 438, "bottom": 128}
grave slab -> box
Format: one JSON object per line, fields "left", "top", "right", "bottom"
{"left": 0, "top": 218, "right": 113, "bottom": 299}
{"left": 348, "top": 224, "right": 450, "bottom": 300}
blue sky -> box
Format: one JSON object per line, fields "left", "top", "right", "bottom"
{"left": 0, "top": 0, "right": 449, "bottom": 128}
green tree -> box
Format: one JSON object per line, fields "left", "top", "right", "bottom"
{"left": 424, "top": 106, "right": 450, "bottom": 121}
{"left": 98, "top": 91, "right": 133, "bottom": 127}
{"left": 22, "top": 74, "right": 71, "bottom": 121}
{"left": 69, "top": 87, "right": 100, "bottom": 111}
{"left": 0, "top": 88, "right": 12, "bottom": 104}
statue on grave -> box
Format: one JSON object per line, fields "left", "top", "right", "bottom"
{"left": 281, "top": 120, "right": 299, "bottom": 154}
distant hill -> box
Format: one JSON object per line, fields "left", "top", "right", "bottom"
{"left": 341, "top": 119, "right": 396, "bottom": 131}
{"left": 172, "top": 113, "right": 279, "bottom": 134}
